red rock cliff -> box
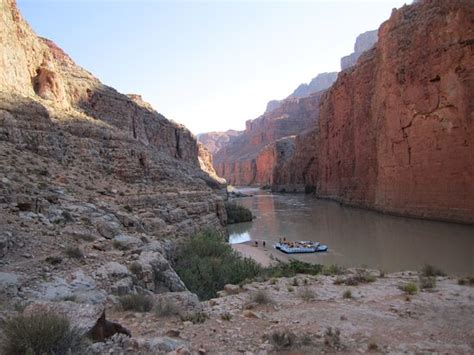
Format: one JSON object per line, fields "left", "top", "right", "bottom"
{"left": 213, "top": 92, "right": 324, "bottom": 186}
{"left": 274, "top": 0, "right": 474, "bottom": 224}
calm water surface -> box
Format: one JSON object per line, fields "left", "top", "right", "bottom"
{"left": 228, "top": 189, "right": 474, "bottom": 275}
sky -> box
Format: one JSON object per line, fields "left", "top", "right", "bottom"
{"left": 17, "top": 0, "right": 409, "bottom": 134}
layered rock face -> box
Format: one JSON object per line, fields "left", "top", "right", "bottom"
{"left": 0, "top": 0, "right": 226, "bottom": 339}
{"left": 197, "top": 129, "right": 240, "bottom": 155}
{"left": 340, "top": 29, "right": 378, "bottom": 70}
{"left": 264, "top": 72, "right": 338, "bottom": 113}
{"left": 213, "top": 92, "right": 324, "bottom": 186}
{"left": 275, "top": 0, "right": 474, "bottom": 224}
{"left": 198, "top": 143, "right": 226, "bottom": 185}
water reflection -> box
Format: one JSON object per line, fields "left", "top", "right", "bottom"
{"left": 228, "top": 192, "right": 474, "bottom": 275}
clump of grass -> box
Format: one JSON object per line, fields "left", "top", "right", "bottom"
{"left": 343, "top": 269, "right": 376, "bottom": 286}
{"left": 45, "top": 256, "right": 63, "bottom": 265}
{"left": 322, "top": 264, "right": 344, "bottom": 276}
{"left": 250, "top": 289, "right": 273, "bottom": 305}
{"left": 268, "top": 329, "right": 296, "bottom": 349}
{"left": 123, "top": 205, "right": 133, "bottom": 213}
{"left": 72, "top": 234, "right": 95, "bottom": 242}
{"left": 419, "top": 275, "right": 436, "bottom": 290}
{"left": 458, "top": 276, "right": 474, "bottom": 286}
{"left": 298, "top": 287, "right": 315, "bottom": 301}
{"left": 64, "top": 246, "right": 84, "bottom": 259}
{"left": 399, "top": 282, "right": 418, "bottom": 295}
{"left": 343, "top": 289, "right": 352, "bottom": 299}
{"left": 324, "top": 327, "right": 342, "bottom": 350}
{"left": 303, "top": 278, "right": 309, "bottom": 285}
{"left": 220, "top": 312, "right": 232, "bottom": 321}
{"left": 287, "top": 286, "right": 294, "bottom": 292}
{"left": 1, "top": 312, "right": 85, "bottom": 355}
{"left": 119, "top": 294, "right": 153, "bottom": 312}
{"left": 270, "top": 278, "right": 277, "bottom": 285}
{"left": 225, "top": 202, "right": 253, "bottom": 224}
{"left": 128, "top": 262, "right": 142, "bottom": 275}
{"left": 265, "top": 260, "right": 323, "bottom": 279}
{"left": 155, "top": 298, "right": 180, "bottom": 317}
{"left": 421, "top": 264, "right": 446, "bottom": 277}
{"left": 291, "top": 278, "right": 299, "bottom": 287}
{"left": 379, "top": 270, "right": 385, "bottom": 278}
{"left": 180, "top": 311, "right": 208, "bottom": 324}
{"left": 333, "top": 277, "right": 345, "bottom": 285}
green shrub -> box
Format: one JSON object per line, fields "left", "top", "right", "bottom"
{"left": 220, "top": 312, "right": 232, "bottom": 321}
{"left": 249, "top": 289, "right": 273, "bottom": 305}
{"left": 268, "top": 329, "right": 296, "bottom": 349}
{"left": 128, "top": 262, "right": 142, "bottom": 275}
{"left": 343, "top": 289, "right": 352, "bottom": 299}
{"left": 175, "top": 230, "right": 262, "bottom": 300}
{"left": 180, "top": 311, "right": 208, "bottom": 324}
{"left": 322, "top": 264, "right": 344, "bottom": 276}
{"left": 64, "top": 246, "right": 84, "bottom": 259}
{"left": 324, "top": 327, "right": 342, "bottom": 350}
{"left": 421, "top": 264, "right": 446, "bottom": 277}
{"left": 225, "top": 202, "right": 253, "bottom": 224}
{"left": 298, "top": 287, "right": 315, "bottom": 301}
{"left": 119, "top": 294, "right": 153, "bottom": 312}
{"left": 155, "top": 298, "right": 180, "bottom": 317}
{"left": 419, "top": 275, "right": 436, "bottom": 290}
{"left": 458, "top": 276, "right": 474, "bottom": 286}
{"left": 1, "top": 312, "right": 85, "bottom": 355}
{"left": 399, "top": 282, "right": 418, "bottom": 295}
{"left": 265, "top": 260, "right": 323, "bottom": 279}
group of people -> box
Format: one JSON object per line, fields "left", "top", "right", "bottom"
{"left": 253, "top": 240, "right": 266, "bottom": 247}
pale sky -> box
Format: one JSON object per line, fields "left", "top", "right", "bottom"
{"left": 18, "top": 0, "right": 409, "bottom": 134}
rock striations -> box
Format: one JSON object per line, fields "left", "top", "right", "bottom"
{"left": 274, "top": 0, "right": 474, "bottom": 224}
{"left": 0, "top": 0, "right": 226, "bottom": 345}
{"left": 212, "top": 91, "right": 325, "bottom": 186}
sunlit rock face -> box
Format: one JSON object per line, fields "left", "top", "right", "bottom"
{"left": 212, "top": 91, "right": 325, "bottom": 186}
{"left": 340, "top": 29, "right": 378, "bottom": 70}
{"left": 274, "top": 0, "right": 474, "bottom": 224}
{"left": 0, "top": 0, "right": 226, "bottom": 236}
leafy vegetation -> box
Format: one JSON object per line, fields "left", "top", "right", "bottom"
{"left": 249, "top": 289, "right": 273, "bottom": 304}
{"left": 175, "top": 230, "right": 262, "bottom": 300}
{"left": 343, "top": 289, "right": 352, "bottom": 299}
{"left": 419, "top": 275, "right": 436, "bottom": 290}
{"left": 175, "top": 230, "right": 329, "bottom": 300}
{"left": 458, "top": 276, "right": 474, "bottom": 286}
{"left": 399, "top": 282, "right": 418, "bottom": 295}
{"left": 1, "top": 312, "right": 85, "bottom": 355}
{"left": 421, "top": 264, "right": 446, "bottom": 277}
{"left": 225, "top": 202, "right": 253, "bottom": 224}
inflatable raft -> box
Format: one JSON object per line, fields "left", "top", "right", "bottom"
{"left": 274, "top": 240, "right": 328, "bottom": 254}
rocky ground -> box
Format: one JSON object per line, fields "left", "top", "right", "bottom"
{"left": 106, "top": 271, "right": 474, "bottom": 354}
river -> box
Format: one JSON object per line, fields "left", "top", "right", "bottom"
{"left": 228, "top": 189, "right": 474, "bottom": 275}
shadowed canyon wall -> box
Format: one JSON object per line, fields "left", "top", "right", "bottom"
{"left": 274, "top": 0, "right": 474, "bottom": 224}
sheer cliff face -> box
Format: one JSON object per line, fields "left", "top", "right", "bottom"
{"left": 213, "top": 92, "right": 324, "bottom": 186}
{"left": 0, "top": 0, "right": 226, "bottom": 236}
{"left": 275, "top": 0, "right": 474, "bottom": 224}
{"left": 197, "top": 130, "right": 240, "bottom": 155}
{"left": 340, "top": 30, "right": 378, "bottom": 70}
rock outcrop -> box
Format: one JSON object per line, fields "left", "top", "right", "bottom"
{"left": 0, "top": 0, "right": 227, "bottom": 343}
{"left": 213, "top": 91, "right": 325, "bottom": 186}
{"left": 340, "top": 29, "right": 378, "bottom": 70}
{"left": 197, "top": 143, "right": 226, "bottom": 185}
{"left": 274, "top": 0, "right": 474, "bottom": 224}
{"left": 264, "top": 72, "right": 338, "bottom": 113}
{"left": 197, "top": 130, "right": 240, "bottom": 155}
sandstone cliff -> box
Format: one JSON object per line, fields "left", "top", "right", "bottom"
{"left": 264, "top": 72, "right": 338, "bottom": 113}
{"left": 213, "top": 92, "right": 324, "bottom": 186}
{"left": 197, "top": 129, "right": 240, "bottom": 155}
{"left": 0, "top": 0, "right": 227, "bottom": 336}
{"left": 340, "top": 29, "right": 378, "bottom": 70}
{"left": 274, "top": 0, "right": 474, "bottom": 224}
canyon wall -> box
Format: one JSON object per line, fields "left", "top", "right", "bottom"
{"left": 264, "top": 72, "right": 338, "bottom": 113}
{"left": 340, "top": 30, "right": 378, "bottom": 70}
{"left": 213, "top": 91, "right": 324, "bottom": 186}
{"left": 0, "top": 0, "right": 226, "bottom": 239}
{"left": 197, "top": 130, "right": 240, "bottom": 155}
{"left": 274, "top": 0, "right": 474, "bottom": 224}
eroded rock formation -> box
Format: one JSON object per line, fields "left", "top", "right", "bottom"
{"left": 340, "top": 29, "right": 378, "bottom": 70}
{"left": 213, "top": 91, "right": 325, "bottom": 186}
{"left": 274, "top": 0, "right": 474, "bottom": 224}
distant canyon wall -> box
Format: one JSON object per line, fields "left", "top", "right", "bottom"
{"left": 274, "top": 0, "right": 474, "bottom": 224}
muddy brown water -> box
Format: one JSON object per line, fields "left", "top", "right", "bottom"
{"left": 228, "top": 189, "right": 474, "bottom": 276}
